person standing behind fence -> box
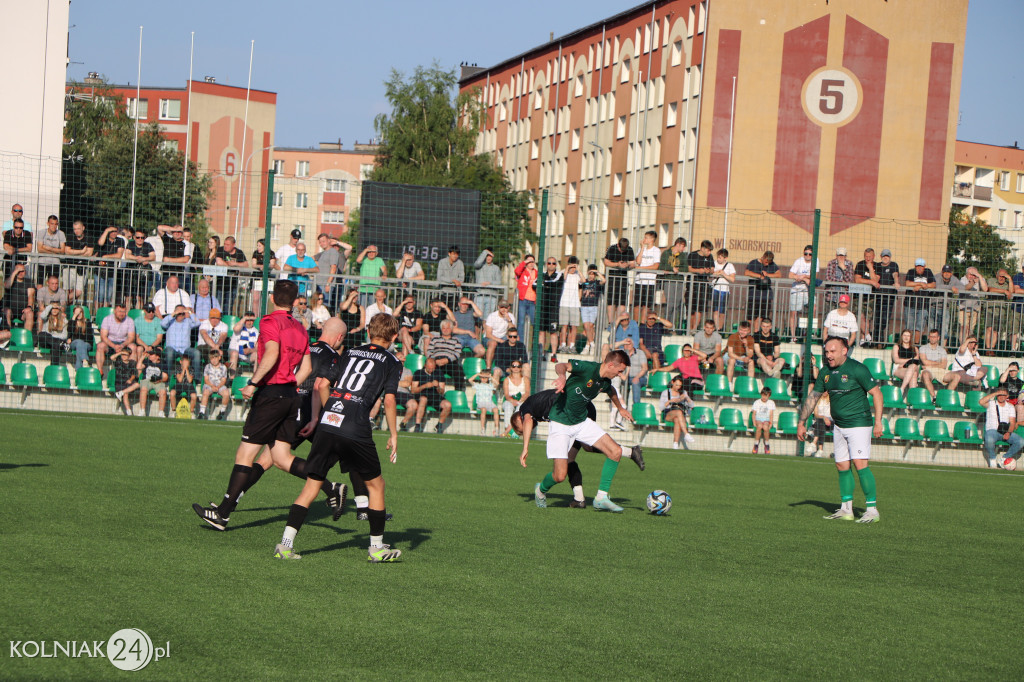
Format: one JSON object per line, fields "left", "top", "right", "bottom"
{"left": 745, "top": 251, "right": 780, "bottom": 331}
{"left": 514, "top": 254, "right": 538, "bottom": 340}
{"left": 853, "top": 248, "right": 880, "bottom": 346}
{"left": 603, "top": 238, "right": 635, "bottom": 326}
{"left": 658, "top": 237, "right": 688, "bottom": 328}
{"left": 36, "top": 215, "right": 65, "bottom": 283}
{"left": 216, "top": 235, "right": 249, "bottom": 316}
{"left": 932, "top": 264, "right": 960, "bottom": 344}
{"left": 474, "top": 247, "right": 502, "bottom": 318}
{"left": 788, "top": 245, "right": 818, "bottom": 341}
{"left": 872, "top": 249, "right": 900, "bottom": 348}
{"left": 634, "top": 231, "right": 661, "bottom": 322}
{"left": 157, "top": 224, "right": 189, "bottom": 280}
{"left": 356, "top": 244, "right": 387, "bottom": 308}
{"left": 311, "top": 233, "right": 346, "bottom": 310}
{"left": 903, "top": 258, "right": 935, "bottom": 346}
{"left": 124, "top": 228, "right": 155, "bottom": 310}
{"left": 557, "top": 256, "right": 582, "bottom": 355}
{"left": 825, "top": 247, "right": 855, "bottom": 310}
{"left": 2, "top": 218, "right": 31, "bottom": 272}
{"left": 711, "top": 248, "right": 735, "bottom": 332}
{"left": 62, "top": 220, "right": 93, "bottom": 304}
{"left": 95, "top": 226, "right": 125, "bottom": 308}
{"left": 688, "top": 240, "right": 715, "bottom": 331}
{"left": 579, "top": 265, "right": 604, "bottom": 354}
{"left": 436, "top": 245, "right": 465, "bottom": 308}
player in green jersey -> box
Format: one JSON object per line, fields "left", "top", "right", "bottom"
{"left": 797, "top": 336, "right": 884, "bottom": 523}
{"left": 520, "top": 350, "right": 643, "bottom": 512}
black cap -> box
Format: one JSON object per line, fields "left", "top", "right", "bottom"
{"left": 941, "top": 264, "right": 953, "bottom": 273}
{"left": 143, "top": 302, "right": 156, "bottom": 312}
{"left": 290, "top": 229, "right": 302, "bottom": 239}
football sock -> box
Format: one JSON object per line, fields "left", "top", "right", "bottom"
{"left": 281, "top": 504, "right": 309, "bottom": 548}
{"left": 367, "top": 509, "right": 387, "bottom": 538}
{"left": 354, "top": 495, "right": 369, "bottom": 509}
{"left": 598, "top": 457, "right": 619, "bottom": 494}
{"left": 838, "top": 469, "right": 855, "bottom": 504}
{"left": 567, "top": 461, "right": 583, "bottom": 488}
{"left": 856, "top": 467, "right": 877, "bottom": 508}
{"left": 218, "top": 464, "right": 252, "bottom": 518}
{"left": 242, "top": 463, "right": 265, "bottom": 495}
{"left": 369, "top": 535, "right": 383, "bottom": 548}
{"left": 620, "top": 445, "right": 630, "bottom": 459}
{"left": 539, "top": 471, "right": 558, "bottom": 493}
{"left": 572, "top": 485, "right": 585, "bottom": 502}
{"left": 349, "top": 471, "right": 369, "bottom": 498}
{"left": 289, "top": 458, "right": 335, "bottom": 497}
{"left": 199, "top": 406, "right": 206, "bottom": 414}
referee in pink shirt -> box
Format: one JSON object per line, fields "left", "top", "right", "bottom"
{"left": 193, "top": 280, "right": 345, "bottom": 531}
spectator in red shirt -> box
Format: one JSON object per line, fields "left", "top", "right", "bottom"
{"left": 652, "top": 344, "right": 706, "bottom": 395}
{"left": 514, "top": 254, "right": 538, "bottom": 339}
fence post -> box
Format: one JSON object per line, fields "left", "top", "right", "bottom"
{"left": 531, "top": 190, "right": 549, "bottom": 393}
{"left": 260, "top": 169, "right": 275, "bottom": 317}
{"left": 798, "top": 208, "right": 822, "bottom": 456}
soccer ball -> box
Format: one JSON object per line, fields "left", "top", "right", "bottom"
{"left": 1004, "top": 457, "right": 1018, "bottom": 471}
{"left": 646, "top": 490, "right": 672, "bottom": 515}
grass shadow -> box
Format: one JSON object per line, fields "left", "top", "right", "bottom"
{"left": 0, "top": 463, "right": 49, "bottom": 471}
{"left": 789, "top": 499, "right": 864, "bottom": 515}
{"left": 301, "top": 527, "right": 433, "bottom": 557}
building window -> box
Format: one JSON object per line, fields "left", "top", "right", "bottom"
{"left": 296, "top": 161, "right": 310, "bottom": 177}
{"left": 999, "top": 209, "right": 1007, "bottom": 227}
{"left": 271, "top": 224, "right": 280, "bottom": 242}
{"left": 574, "top": 74, "right": 584, "bottom": 98}
{"left": 698, "top": 1, "right": 708, "bottom": 34}
{"left": 324, "top": 178, "right": 347, "bottom": 192}
{"left": 360, "top": 164, "right": 373, "bottom": 180}
{"left": 569, "top": 182, "right": 577, "bottom": 205}
{"left": 671, "top": 40, "right": 683, "bottom": 67}
{"left": 126, "top": 98, "right": 148, "bottom": 120}
{"left": 1000, "top": 171, "right": 1011, "bottom": 191}
{"left": 531, "top": 140, "right": 539, "bottom": 160}
{"left": 571, "top": 129, "right": 580, "bottom": 151}
{"left": 621, "top": 58, "right": 631, "bottom": 84}
{"left": 1017, "top": 174, "right": 1024, "bottom": 193}
{"left": 688, "top": 7, "right": 695, "bottom": 37}
{"left": 534, "top": 89, "right": 543, "bottom": 110}
{"left": 293, "top": 225, "right": 305, "bottom": 235}
{"left": 159, "top": 99, "right": 181, "bottom": 120}
{"left": 613, "top": 173, "right": 623, "bottom": 196}
{"left": 295, "top": 193, "right": 308, "bottom": 209}
{"left": 663, "top": 163, "right": 674, "bottom": 188}
{"left": 667, "top": 101, "right": 678, "bottom": 127}
{"left": 322, "top": 211, "right": 345, "bottom": 223}
{"left": 272, "top": 159, "right": 285, "bottom": 174}
{"left": 272, "top": 192, "right": 283, "bottom": 208}
{"left": 159, "top": 140, "right": 178, "bottom": 153}
{"left": 617, "top": 115, "right": 627, "bottom": 140}
{"left": 1016, "top": 211, "right": 1023, "bottom": 229}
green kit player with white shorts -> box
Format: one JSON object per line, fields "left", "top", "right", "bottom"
{"left": 520, "top": 350, "right": 642, "bottom": 512}
{"left": 797, "top": 336, "right": 884, "bottom": 523}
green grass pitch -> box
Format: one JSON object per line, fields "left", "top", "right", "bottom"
{"left": 1, "top": 411, "right": 1022, "bottom": 679}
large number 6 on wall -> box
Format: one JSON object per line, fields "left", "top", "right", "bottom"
{"left": 802, "top": 68, "right": 862, "bottom": 127}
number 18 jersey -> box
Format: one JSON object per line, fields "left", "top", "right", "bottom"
{"left": 318, "top": 343, "right": 401, "bottom": 441}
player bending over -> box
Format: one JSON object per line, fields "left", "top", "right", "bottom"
{"left": 274, "top": 313, "right": 403, "bottom": 561}
{"left": 797, "top": 336, "right": 883, "bottom": 523}
{"left": 511, "top": 389, "right": 643, "bottom": 508}
{"left": 192, "top": 280, "right": 344, "bottom": 531}
{"left": 521, "top": 352, "right": 639, "bottom": 512}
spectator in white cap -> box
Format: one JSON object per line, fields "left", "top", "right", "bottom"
{"left": 903, "top": 258, "right": 935, "bottom": 345}
{"left": 823, "top": 293, "right": 859, "bottom": 348}
{"left": 825, "top": 246, "right": 854, "bottom": 308}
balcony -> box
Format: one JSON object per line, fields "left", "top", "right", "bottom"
{"left": 951, "top": 182, "right": 993, "bottom": 202}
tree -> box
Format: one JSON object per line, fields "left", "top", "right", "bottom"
{"left": 946, "top": 207, "right": 1017, "bottom": 277}
{"left": 62, "top": 79, "right": 213, "bottom": 241}
{"left": 370, "top": 63, "right": 534, "bottom": 266}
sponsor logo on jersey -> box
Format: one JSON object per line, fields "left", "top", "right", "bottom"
{"left": 587, "top": 380, "right": 594, "bottom": 387}
{"left": 824, "top": 375, "right": 830, "bottom": 383}
{"left": 841, "top": 375, "right": 848, "bottom": 383}
{"left": 322, "top": 412, "right": 343, "bottom": 426}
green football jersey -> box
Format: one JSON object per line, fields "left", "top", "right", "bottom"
{"left": 813, "top": 357, "right": 877, "bottom": 428}
{"left": 549, "top": 360, "right": 613, "bottom": 426}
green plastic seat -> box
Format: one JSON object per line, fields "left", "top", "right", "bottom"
{"left": 405, "top": 353, "right": 426, "bottom": 372}
{"left": 663, "top": 344, "right": 683, "bottom": 365}
{"left": 704, "top": 374, "right": 733, "bottom": 399}
{"left": 690, "top": 406, "right": 717, "bottom": 430}
{"left": 777, "top": 411, "right": 800, "bottom": 435}
{"left": 761, "top": 377, "right": 792, "bottom": 402}
{"left": 105, "top": 371, "right": 118, "bottom": 392}
{"left": 953, "top": 421, "right": 983, "bottom": 445}
{"left": 733, "top": 376, "right": 761, "bottom": 400}
{"left": 719, "top": 408, "right": 748, "bottom": 433}
{"left": 922, "top": 419, "right": 954, "bottom": 443}
{"left": 43, "top": 365, "right": 71, "bottom": 390}
{"left": 964, "top": 390, "right": 986, "bottom": 415}
{"left": 878, "top": 418, "right": 894, "bottom": 440}
{"left": 894, "top": 417, "right": 921, "bottom": 441}
{"left": 94, "top": 306, "right": 113, "bottom": 329}
{"left": 906, "top": 387, "right": 934, "bottom": 412}
{"left": 985, "top": 365, "right": 999, "bottom": 388}
{"left": 862, "top": 357, "right": 890, "bottom": 383}
{"left": 747, "top": 410, "right": 776, "bottom": 433}
{"left": 75, "top": 367, "right": 103, "bottom": 391}
{"left": 632, "top": 402, "right": 661, "bottom": 427}
{"left": 127, "top": 308, "right": 144, "bottom": 321}
{"left": 444, "top": 390, "right": 474, "bottom": 414}
{"left": 934, "top": 389, "right": 963, "bottom": 413}
{"left": 462, "top": 357, "right": 486, "bottom": 379}
{"left": 8, "top": 327, "right": 33, "bottom": 352}
{"left": 880, "top": 385, "right": 907, "bottom": 410}
{"left": 646, "top": 371, "right": 672, "bottom": 395}
{"left": 779, "top": 352, "right": 800, "bottom": 375}
{"left": 222, "top": 315, "right": 240, "bottom": 337}
{"left": 0, "top": 361, "right": 5, "bottom": 385}
{"left": 10, "top": 362, "right": 39, "bottom": 388}
{"left": 231, "top": 375, "right": 249, "bottom": 400}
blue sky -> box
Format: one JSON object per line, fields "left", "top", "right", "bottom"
{"left": 66, "top": 0, "right": 1022, "bottom": 149}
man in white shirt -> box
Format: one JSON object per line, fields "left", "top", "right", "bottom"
{"left": 197, "top": 308, "right": 229, "bottom": 361}
{"left": 979, "top": 388, "right": 1024, "bottom": 468}
{"left": 275, "top": 229, "right": 301, "bottom": 280}
{"left": 484, "top": 299, "right": 516, "bottom": 369}
{"left": 364, "top": 288, "right": 394, "bottom": 320}
{"left": 788, "top": 244, "right": 818, "bottom": 339}
{"left": 823, "top": 294, "right": 859, "bottom": 347}
{"left": 633, "top": 230, "right": 661, "bottom": 321}
{"left": 152, "top": 275, "right": 191, "bottom": 317}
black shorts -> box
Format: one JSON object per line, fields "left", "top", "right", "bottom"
{"left": 306, "top": 430, "right": 381, "bottom": 481}
{"left": 420, "top": 389, "right": 443, "bottom": 411}
{"left": 633, "top": 285, "right": 655, "bottom": 308}
{"left": 290, "top": 391, "right": 315, "bottom": 449}
{"left": 241, "top": 384, "right": 301, "bottom": 446}
{"left": 690, "top": 282, "right": 710, "bottom": 314}
{"left": 747, "top": 291, "right": 773, "bottom": 320}
{"left": 606, "top": 275, "right": 628, "bottom": 306}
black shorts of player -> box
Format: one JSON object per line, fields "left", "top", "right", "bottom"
{"left": 606, "top": 274, "right": 629, "bottom": 306}
{"left": 306, "top": 430, "right": 381, "bottom": 481}
{"left": 690, "top": 282, "right": 710, "bottom": 314}
{"left": 241, "top": 384, "right": 301, "bottom": 446}
{"left": 289, "top": 391, "right": 315, "bottom": 450}
{"left": 420, "top": 389, "right": 443, "bottom": 411}
{"left": 633, "top": 284, "right": 655, "bottom": 308}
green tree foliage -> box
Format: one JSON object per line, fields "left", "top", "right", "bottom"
{"left": 370, "top": 63, "right": 534, "bottom": 266}
{"left": 62, "top": 80, "right": 213, "bottom": 240}
{"left": 946, "top": 207, "right": 1017, "bottom": 277}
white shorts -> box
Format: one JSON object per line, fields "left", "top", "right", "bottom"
{"left": 832, "top": 425, "right": 872, "bottom": 463}
{"left": 559, "top": 306, "right": 581, "bottom": 326}
{"left": 546, "top": 419, "right": 607, "bottom": 460}
{"left": 580, "top": 306, "right": 598, "bottom": 324}
{"left": 789, "top": 289, "right": 809, "bottom": 312}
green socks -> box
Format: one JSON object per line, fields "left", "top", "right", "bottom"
{"left": 540, "top": 471, "right": 558, "bottom": 494}
{"left": 838, "top": 469, "right": 855, "bottom": 503}
{"left": 598, "top": 457, "right": 620, "bottom": 494}
{"left": 856, "top": 466, "right": 877, "bottom": 507}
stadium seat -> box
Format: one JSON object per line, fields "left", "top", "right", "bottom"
{"left": 953, "top": 421, "right": 983, "bottom": 445}
{"left": 8, "top": 327, "right": 33, "bottom": 353}
{"left": 779, "top": 352, "right": 800, "bottom": 375}
{"left": 776, "top": 411, "right": 800, "bottom": 435}
{"left": 94, "top": 306, "right": 113, "bottom": 329}
{"left": 105, "top": 371, "right": 117, "bottom": 392}
{"left": 405, "top": 353, "right": 426, "bottom": 372}
{"left": 905, "top": 387, "right": 934, "bottom": 412}
{"left": 632, "top": 402, "right": 661, "bottom": 428}
{"left": 221, "top": 315, "right": 240, "bottom": 336}
{"left": 747, "top": 411, "right": 776, "bottom": 434}
{"left": 42, "top": 365, "right": 71, "bottom": 390}
{"left": 462, "top": 357, "right": 486, "bottom": 379}
{"left": 761, "top": 377, "right": 792, "bottom": 402}
{"left": 879, "top": 385, "right": 907, "bottom": 410}
{"left": 0, "top": 361, "right": 5, "bottom": 385}
{"left": 934, "top": 389, "right": 964, "bottom": 413}
{"left": 922, "top": 419, "right": 954, "bottom": 443}
{"left": 645, "top": 371, "right": 672, "bottom": 395}
{"left": 663, "top": 344, "right": 683, "bottom": 365}
{"left": 75, "top": 367, "right": 103, "bottom": 392}
{"left": 10, "top": 362, "right": 39, "bottom": 388}
{"left": 690, "top": 406, "right": 717, "bottom": 430}
{"left": 894, "top": 417, "right": 921, "bottom": 441}
{"left": 877, "top": 418, "right": 894, "bottom": 440}
{"left": 445, "top": 390, "right": 474, "bottom": 414}
{"left": 718, "top": 408, "right": 747, "bottom": 433}
{"left": 733, "top": 376, "right": 761, "bottom": 400}
{"left": 811, "top": 354, "right": 822, "bottom": 370}
{"left": 704, "top": 374, "right": 733, "bottom": 400}
{"left": 127, "top": 308, "right": 144, "bottom": 321}
{"left": 862, "top": 357, "right": 890, "bottom": 383}
{"left": 985, "top": 365, "right": 999, "bottom": 388}
{"left": 231, "top": 375, "right": 249, "bottom": 401}
{"left": 964, "top": 390, "right": 986, "bottom": 415}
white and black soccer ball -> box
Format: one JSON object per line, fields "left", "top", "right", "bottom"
{"left": 646, "top": 490, "right": 672, "bottom": 515}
